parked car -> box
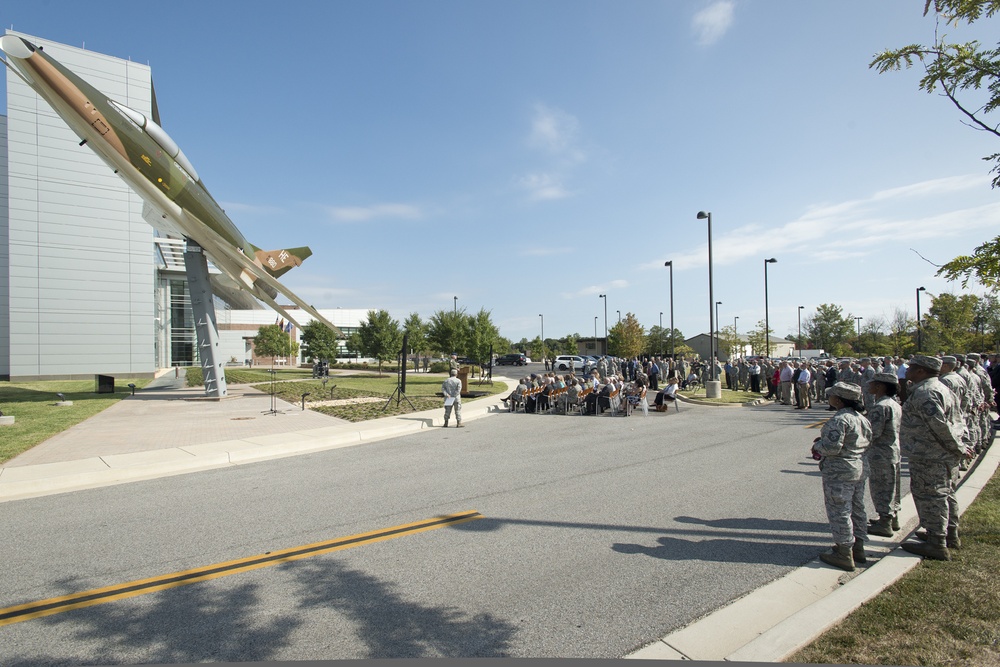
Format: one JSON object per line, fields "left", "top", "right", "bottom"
{"left": 455, "top": 357, "right": 479, "bottom": 367}
{"left": 496, "top": 353, "right": 527, "bottom": 366}
{"left": 554, "top": 355, "right": 587, "bottom": 371}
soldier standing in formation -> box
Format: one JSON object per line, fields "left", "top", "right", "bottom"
{"left": 865, "top": 373, "right": 903, "bottom": 537}
{"left": 442, "top": 368, "right": 463, "bottom": 428}
{"left": 899, "top": 355, "right": 965, "bottom": 561}
{"left": 813, "top": 382, "right": 872, "bottom": 571}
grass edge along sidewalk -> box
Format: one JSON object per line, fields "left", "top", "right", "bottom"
{"left": 787, "top": 463, "right": 1000, "bottom": 666}
{"left": 0, "top": 379, "right": 151, "bottom": 464}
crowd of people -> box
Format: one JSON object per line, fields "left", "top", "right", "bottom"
{"left": 809, "top": 352, "right": 997, "bottom": 571}
{"left": 497, "top": 349, "right": 1000, "bottom": 573}
{"left": 501, "top": 355, "right": 682, "bottom": 416}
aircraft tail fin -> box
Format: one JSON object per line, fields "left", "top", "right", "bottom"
{"left": 252, "top": 245, "right": 313, "bottom": 278}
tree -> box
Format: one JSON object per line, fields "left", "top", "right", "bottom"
{"left": 467, "top": 308, "right": 501, "bottom": 366}
{"left": 607, "top": 313, "right": 646, "bottom": 358}
{"left": 872, "top": 0, "right": 1000, "bottom": 186}
{"left": 403, "top": 312, "right": 427, "bottom": 356}
{"left": 718, "top": 325, "right": 742, "bottom": 360}
{"left": 427, "top": 309, "right": 467, "bottom": 356}
{"left": 922, "top": 292, "right": 978, "bottom": 352}
{"left": 872, "top": 1, "right": 1000, "bottom": 288}
{"left": 804, "top": 304, "right": 856, "bottom": 356}
{"left": 745, "top": 319, "right": 774, "bottom": 357}
{"left": 253, "top": 324, "right": 299, "bottom": 365}
{"left": 645, "top": 325, "right": 669, "bottom": 355}
{"left": 860, "top": 315, "right": 891, "bottom": 356}
{"left": 300, "top": 320, "right": 340, "bottom": 362}
{"left": 889, "top": 307, "right": 917, "bottom": 356}
{"left": 355, "top": 309, "right": 403, "bottom": 375}
{"left": 560, "top": 333, "right": 580, "bottom": 355}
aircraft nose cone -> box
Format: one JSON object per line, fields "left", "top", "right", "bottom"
{"left": 0, "top": 34, "right": 36, "bottom": 59}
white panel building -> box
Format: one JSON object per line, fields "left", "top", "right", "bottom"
{"left": 2, "top": 32, "right": 154, "bottom": 380}
{"left": 2, "top": 33, "right": 369, "bottom": 381}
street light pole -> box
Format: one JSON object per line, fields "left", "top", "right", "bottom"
{"left": 764, "top": 258, "right": 777, "bottom": 357}
{"left": 916, "top": 286, "right": 926, "bottom": 352}
{"left": 617, "top": 310, "right": 621, "bottom": 324}
{"left": 715, "top": 301, "right": 722, "bottom": 360}
{"left": 797, "top": 305, "right": 804, "bottom": 356}
{"left": 539, "top": 313, "right": 544, "bottom": 360}
{"left": 697, "top": 211, "right": 716, "bottom": 381}
{"left": 734, "top": 315, "right": 739, "bottom": 356}
{"left": 659, "top": 312, "right": 664, "bottom": 356}
{"left": 453, "top": 296, "right": 457, "bottom": 313}
{"left": 599, "top": 294, "right": 608, "bottom": 355}
{"left": 665, "top": 261, "right": 674, "bottom": 362}
{"left": 594, "top": 316, "right": 598, "bottom": 341}
{"left": 856, "top": 316, "right": 864, "bottom": 353}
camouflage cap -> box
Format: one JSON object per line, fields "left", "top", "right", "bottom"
{"left": 967, "top": 352, "right": 981, "bottom": 361}
{"left": 872, "top": 372, "right": 898, "bottom": 385}
{"left": 954, "top": 353, "right": 966, "bottom": 363}
{"left": 941, "top": 355, "right": 957, "bottom": 366}
{"left": 909, "top": 355, "right": 943, "bottom": 373}
{"left": 826, "top": 382, "right": 863, "bottom": 402}
{"left": 860, "top": 358, "right": 871, "bottom": 363}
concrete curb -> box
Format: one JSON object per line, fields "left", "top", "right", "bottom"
{"left": 626, "top": 442, "right": 1000, "bottom": 662}
{"left": 0, "top": 378, "right": 513, "bottom": 503}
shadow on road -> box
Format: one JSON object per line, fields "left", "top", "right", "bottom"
{"left": 611, "top": 535, "right": 822, "bottom": 566}
{"left": 289, "top": 559, "right": 517, "bottom": 658}
{"left": 4, "top": 577, "right": 302, "bottom": 666}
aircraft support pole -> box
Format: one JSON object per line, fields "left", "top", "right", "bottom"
{"left": 184, "top": 239, "right": 228, "bottom": 399}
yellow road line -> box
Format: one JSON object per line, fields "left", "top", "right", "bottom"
{"left": 805, "top": 420, "right": 829, "bottom": 429}
{"left": 0, "top": 510, "right": 482, "bottom": 628}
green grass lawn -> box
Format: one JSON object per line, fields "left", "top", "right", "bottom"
{"left": 254, "top": 374, "right": 506, "bottom": 422}
{"left": 0, "top": 378, "right": 152, "bottom": 464}
{"left": 789, "top": 465, "right": 1000, "bottom": 665}
{"left": 185, "top": 367, "right": 314, "bottom": 387}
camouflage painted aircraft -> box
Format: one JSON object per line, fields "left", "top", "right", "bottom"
{"left": 0, "top": 34, "right": 340, "bottom": 334}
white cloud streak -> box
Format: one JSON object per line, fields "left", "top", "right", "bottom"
{"left": 692, "top": 1, "right": 736, "bottom": 46}
{"left": 561, "top": 279, "right": 629, "bottom": 299}
{"left": 642, "top": 174, "right": 1000, "bottom": 271}
{"left": 325, "top": 203, "right": 423, "bottom": 223}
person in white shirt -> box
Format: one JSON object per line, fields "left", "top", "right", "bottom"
{"left": 796, "top": 361, "right": 812, "bottom": 409}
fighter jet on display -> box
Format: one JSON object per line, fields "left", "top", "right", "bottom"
{"left": 0, "top": 34, "right": 340, "bottom": 334}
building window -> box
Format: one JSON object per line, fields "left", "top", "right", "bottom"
{"left": 169, "top": 280, "right": 197, "bottom": 366}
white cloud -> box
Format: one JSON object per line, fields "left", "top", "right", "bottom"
{"left": 528, "top": 104, "right": 583, "bottom": 160}
{"left": 561, "top": 280, "right": 629, "bottom": 299}
{"left": 692, "top": 1, "right": 736, "bottom": 46}
{"left": 217, "top": 201, "right": 285, "bottom": 216}
{"left": 641, "top": 174, "right": 1000, "bottom": 271}
{"left": 516, "top": 172, "right": 573, "bottom": 201}
{"left": 325, "top": 203, "right": 423, "bottom": 223}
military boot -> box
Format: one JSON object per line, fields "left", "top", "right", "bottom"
{"left": 868, "top": 516, "right": 894, "bottom": 538}
{"left": 852, "top": 539, "right": 867, "bottom": 564}
{"left": 891, "top": 515, "right": 900, "bottom": 531}
{"left": 819, "top": 543, "right": 855, "bottom": 572}
{"left": 915, "top": 527, "right": 961, "bottom": 549}
{"left": 902, "top": 534, "right": 951, "bottom": 561}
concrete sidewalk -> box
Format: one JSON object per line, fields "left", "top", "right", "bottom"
{"left": 0, "top": 374, "right": 517, "bottom": 502}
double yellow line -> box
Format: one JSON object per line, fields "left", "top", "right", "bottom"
{"left": 0, "top": 510, "right": 482, "bottom": 628}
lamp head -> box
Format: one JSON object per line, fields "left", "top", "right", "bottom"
{"left": 765, "top": 257, "right": 777, "bottom": 264}
{"left": 697, "top": 211, "right": 710, "bottom": 220}
{"left": 917, "top": 286, "right": 926, "bottom": 292}
{"left": 664, "top": 261, "right": 672, "bottom": 267}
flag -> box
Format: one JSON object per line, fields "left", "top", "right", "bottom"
{"left": 285, "top": 322, "right": 293, "bottom": 333}
{"left": 275, "top": 315, "right": 280, "bottom": 325}
{"left": 278, "top": 318, "right": 285, "bottom": 330}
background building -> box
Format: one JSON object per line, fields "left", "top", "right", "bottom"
{"left": 2, "top": 33, "right": 366, "bottom": 380}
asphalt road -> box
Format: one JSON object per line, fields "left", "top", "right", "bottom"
{"left": 0, "top": 400, "right": 900, "bottom": 663}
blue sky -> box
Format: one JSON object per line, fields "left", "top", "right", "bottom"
{"left": 4, "top": 1, "right": 999, "bottom": 346}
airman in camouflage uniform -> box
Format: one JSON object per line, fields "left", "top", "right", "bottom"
{"left": 938, "top": 356, "right": 974, "bottom": 471}
{"left": 442, "top": 368, "right": 463, "bottom": 427}
{"left": 813, "top": 382, "right": 872, "bottom": 571}
{"left": 967, "top": 353, "right": 995, "bottom": 456}
{"left": 837, "top": 360, "right": 860, "bottom": 386}
{"left": 858, "top": 359, "right": 876, "bottom": 412}
{"left": 900, "top": 355, "right": 965, "bottom": 560}
{"left": 865, "top": 373, "right": 903, "bottom": 537}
